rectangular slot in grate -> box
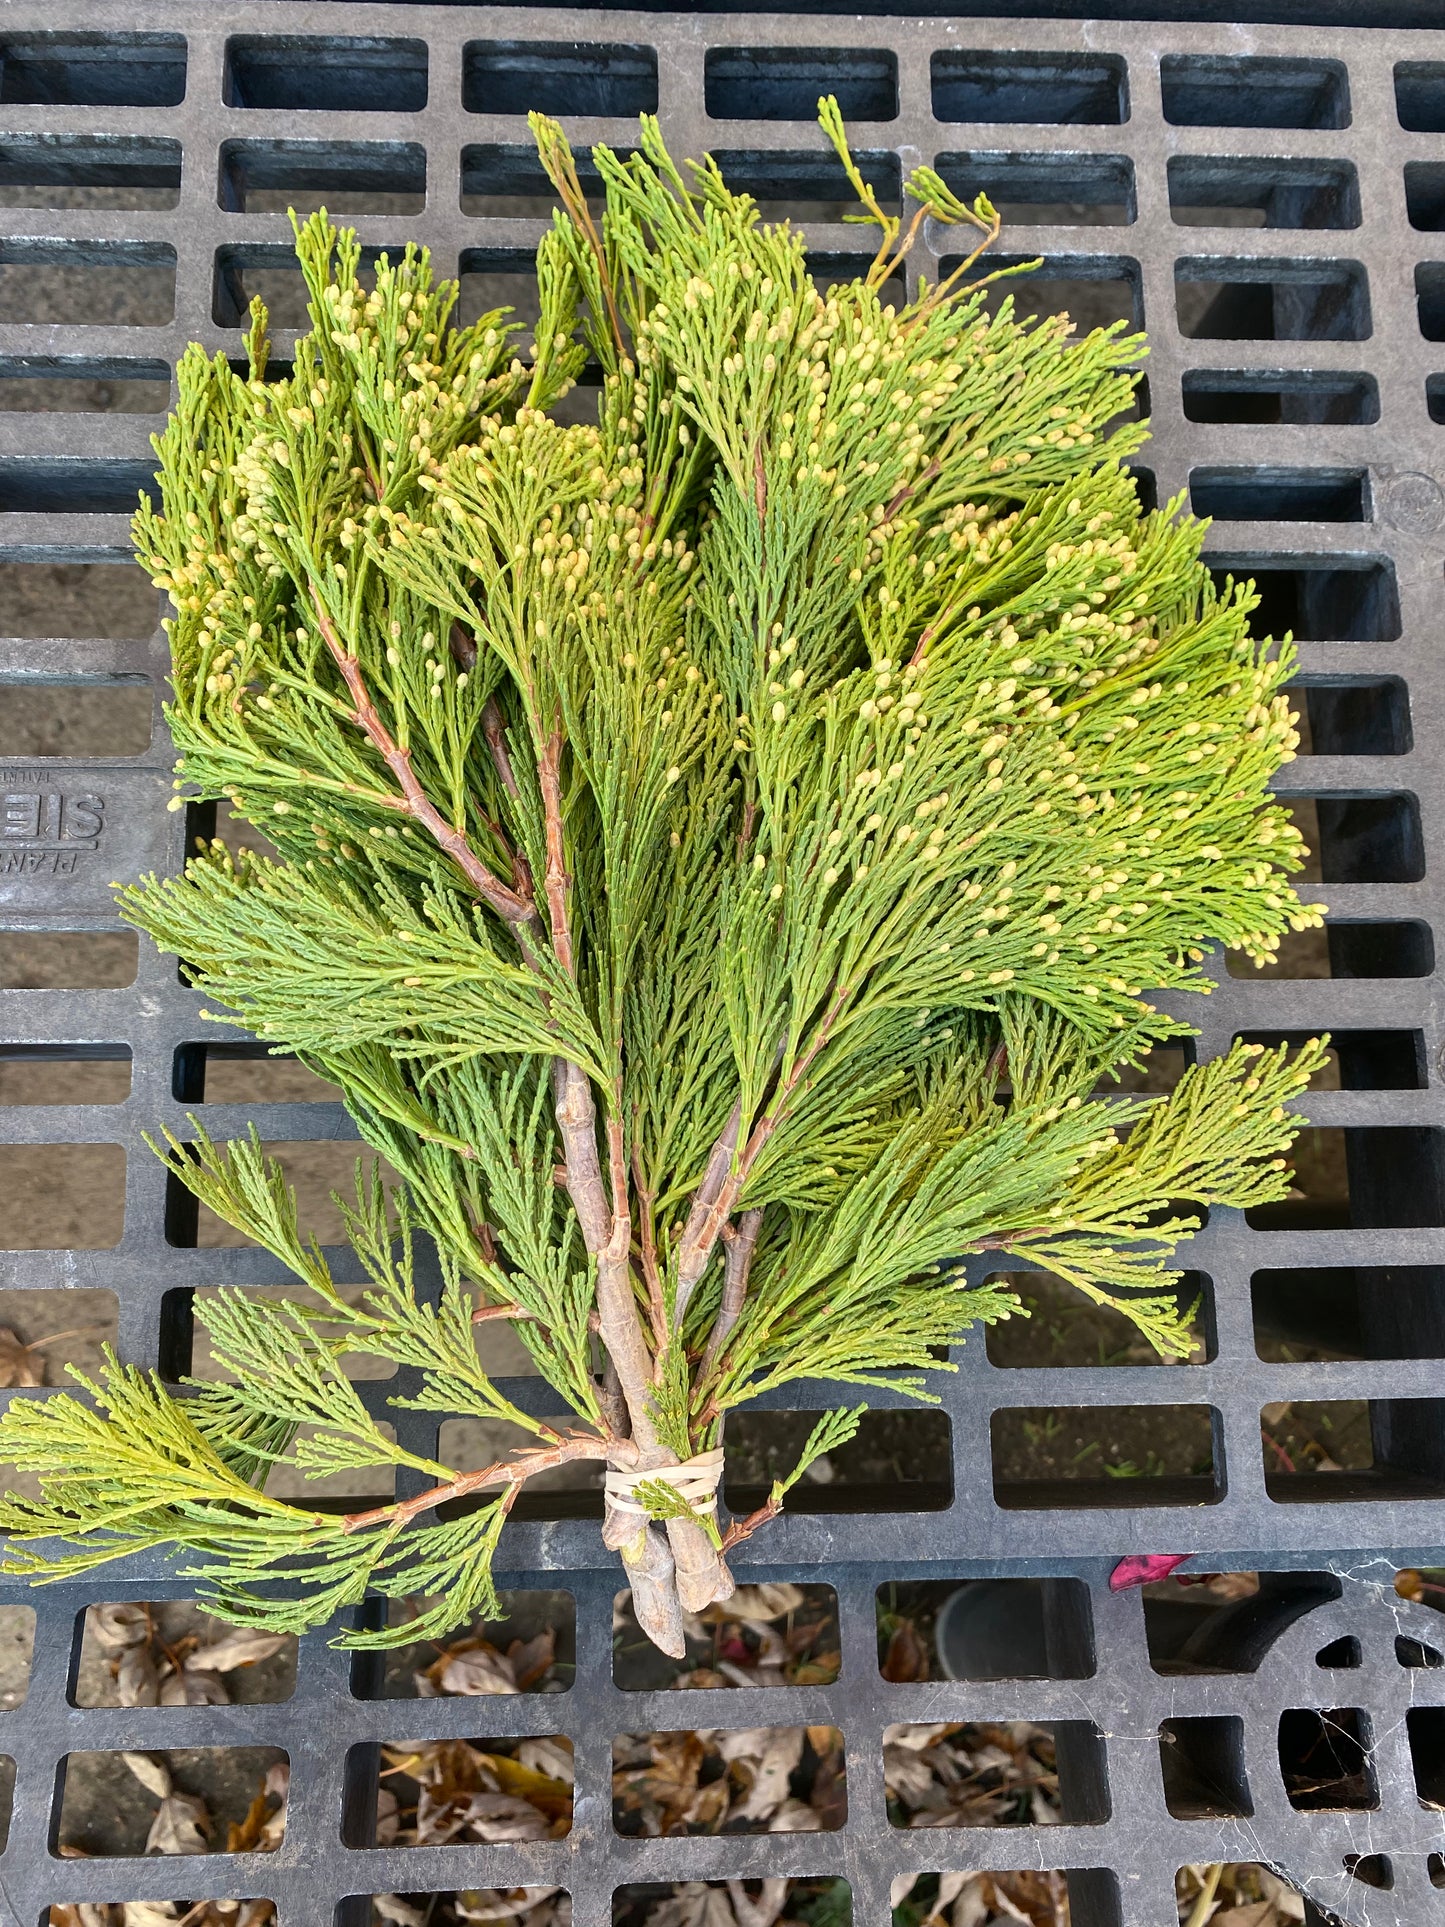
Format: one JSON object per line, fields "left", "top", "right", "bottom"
{"left": 1395, "top": 61, "right": 1445, "bottom": 133}
{"left": 223, "top": 35, "right": 428, "bottom": 114}
{"left": 931, "top": 50, "right": 1127, "bottom": 125}
{"left": 218, "top": 139, "right": 426, "bottom": 215}
{"left": 1189, "top": 466, "right": 1369, "bottom": 521}
{"left": 1181, "top": 368, "right": 1379, "bottom": 424}
{"left": 1160, "top": 54, "right": 1349, "bottom": 129}
{"left": 0, "top": 242, "right": 176, "bottom": 328}
{"left": 0, "top": 135, "right": 181, "bottom": 210}
{"left": 707, "top": 47, "right": 896, "bottom": 122}
{"left": 1167, "top": 155, "right": 1360, "bottom": 230}
{"left": 464, "top": 40, "right": 659, "bottom": 119}
{"left": 936, "top": 151, "right": 1135, "bottom": 224}
{"left": 1253, "top": 1265, "right": 1445, "bottom": 1361}
{"left": 0, "top": 31, "right": 186, "bottom": 108}
{"left": 1211, "top": 556, "right": 1401, "bottom": 641}
{"left": 1175, "top": 257, "right": 1371, "bottom": 340}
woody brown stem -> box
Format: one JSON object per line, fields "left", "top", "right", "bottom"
{"left": 532, "top": 756, "right": 660, "bottom": 1467}
{"left": 673, "top": 1099, "right": 741, "bottom": 1326}
{"left": 618, "top": 1523, "right": 686, "bottom": 1657}
{"left": 719, "top": 1492, "right": 782, "bottom": 1553}
{"left": 699, "top": 1207, "right": 763, "bottom": 1383}
{"left": 449, "top": 620, "right": 479, "bottom": 672}
{"left": 599, "top": 1354, "right": 629, "bottom": 1441}
{"left": 481, "top": 697, "right": 521, "bottom": 799}
{"left": 632, "top": 1148, "right": 667, "bottom": 1349}
{"left": 538, "top": 725, "right": 574, "bottom": 977}
{"left": 341, "top": 1432, "right": 616, "bottom": 1535}
{"left": 470, "top": 1302, "right": 537, "bottom": 1326}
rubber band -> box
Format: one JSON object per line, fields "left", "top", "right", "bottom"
{"left": 604, "top": 1446, "right": 725, "bottom": 1522}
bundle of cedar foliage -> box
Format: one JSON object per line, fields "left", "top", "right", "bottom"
{"left": 0, "top": 104, "right": 1322, "bottom": 1652}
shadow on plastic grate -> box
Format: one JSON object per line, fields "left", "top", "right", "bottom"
{"left": 2, "top": 4, "right": 1445, "bottom": 1925}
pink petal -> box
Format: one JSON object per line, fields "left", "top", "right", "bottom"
{"left": 1109, "top": 1553, "right": 1194, "bottom": 1592}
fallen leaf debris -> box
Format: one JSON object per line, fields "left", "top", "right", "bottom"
{"left": 49, "top": 1595, "right": 1083, "bottom": 1927}
{"left": 614, "top": 1878, "right": 850, "bottom": 1927}
{"left": 884, "top": 1722, "right": 1063, "bottom": 1830}
{"left": 894, "top": 1868, "right": 1072, "bottom": 1927}
{"left": 614, "top": 1584, "right": 840, "bottom": 1693}
{"left": 613, "top": 1724, "right": 846, "bottom": 1837}
{"left": 80, "top": 1601, "right": 294, "bottom": 1709}
{"left": 1174, "top": 1862, "right": 1309, "bottom": 1925}
{"left": 374, "top": 1734, "right": 574, "bottom": 1849}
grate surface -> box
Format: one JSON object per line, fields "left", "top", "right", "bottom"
{"left": 4, "top": 5, "right": 1445, "bottom": 1922}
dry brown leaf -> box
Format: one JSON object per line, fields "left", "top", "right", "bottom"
{"left": 882, "top": 1744, "right": 940, "bottom": 1806}
{"left": 717, "top": 1726, "right": 804, "bottom": 1824}
{"left": 1030, "top": 1785, "right": 1060, "bottom": 1825}
{"left": 642, "top": 1885, "right": 740, "bottom": 1927}
{"left": 119, "top": 1905, "right": 185, "bottom": 1926}
{"left": 507, "top": 1629, "right": 556, "bottom": 1690}
{"left": 765, "top": 1796, "right": 823, "bottom": 1832}
{"left": 950, "top": 1886, "right": 988, "bottom": 1927}
{"left": 418, "top": 1787, "right": 552, "bottom": 1846}
{"left": 1254, "top": 1871, "right": 1306, "bottom": 1922}
{"left": 881, "top": 1619, "right": 930, "bottom": 1683}
{"left": 719, "top": 1584, "right": 805, "bottom": 1623}
{"left": 434, "top": 1644, "right": 519, "bottom": 1696}
{"left": 373, "top": 1899, "right": 427, "bottom": 1927}
{"left": 516, "top": 1738, "right": 574, "bottom": 1786}
{"left": 160, "top": 1666, "right": 230, "bottom": 1707}
{"left": 809, "top": 1740, "right": 848, "bottom": 1832}
{"left": 1205, "top": 1573, "right": 1260, "bottom": 1602}
{"left": 122, "top": 1751, "right": 173, "bottom": 1800}
{"left": 688, "top": 1779, "right": 734, "bottom": 1831}
{"left": 0, "top": 1326, "right": 46, "bottom": 1387}
{"left": 887, "top": 1722, "right": 950, "bottom": 1750}
{"left": 614, "top": 1728, "right": 709, "bottom": 1835}
{"left": 374, "top": 1786, "right": 401, "bottom": 1846}
{"left": 885, "top": 1720, "right": 1061, "bottom": 1831}
{"left": 391, "top": 1736, "right": 488, "bottom": 1794}
{"left": 116, "top": 1643, "right": 161, "bottom": 1707}
{"left": 725, "top": 1879, "right": 789, "bottom": 1927}
{"left": 475, "top": 1752, "right": 572, "bottom": 1820}
{"left": 1210, "top": 1907, "right": 1277, "bottom": 1927}
{"left": 186, "top": 1629, "right": 290, "bottom": 1674}
{"left": 145, "top": 1791, "right": 210, "bottom": 1856}
{"left": 226, "top": 1762, "right": 287, "bottom": 1855}
{"left": 254, "top": 1761, "right": 290, "bottom": 1851}
{"left": 983, "top": 1885, "right": 1034, "bottom": 1926}
{"left": 89, "top": 1602, "right": 151, "bottom": 1650}
{"left": 931, "top": 1873, "right": 975, "bottom": 1916}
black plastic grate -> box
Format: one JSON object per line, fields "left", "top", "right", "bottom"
{"left": 4, "top": 5, "right": 1445, "bottom": 1923}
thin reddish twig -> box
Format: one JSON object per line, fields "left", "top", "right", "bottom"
{"left": 310, "top": 588, "right": 539, "bottom": 938}
{"left": 341, "top": 1431, "right": 619, "bottom": 1534}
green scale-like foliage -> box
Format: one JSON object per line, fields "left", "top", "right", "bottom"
{"left": 0, "top": 106, "right": 1325, "bottom": 1646}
